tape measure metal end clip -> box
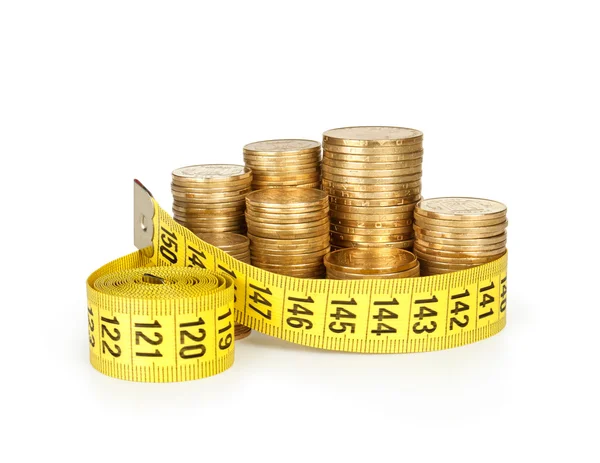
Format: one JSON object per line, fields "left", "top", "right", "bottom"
{"left": 134, "top": 179, "right": 154, "bottom": 256}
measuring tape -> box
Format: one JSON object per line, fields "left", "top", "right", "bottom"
{"left": 86, "top": 181, "right": 508, "bottom": 382}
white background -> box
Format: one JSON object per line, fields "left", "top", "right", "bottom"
{"left": 1, "top": 1, "right": 598, "bottom": 461}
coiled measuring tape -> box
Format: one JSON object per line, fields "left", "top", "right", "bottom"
{"left": 86, "top": 181, "right": 508, "bottom": 382}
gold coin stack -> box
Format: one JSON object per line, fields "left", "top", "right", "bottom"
{"left": 243, "top": 139, "right": 321, "bottom": 190}
{"left": 321, "top": 126, "right": 423, "bottom": 250}
{"left": 413, "top": 197, "right": 508, "bottom": 275}
{"left": 245, "top": 188, "right": 330, "bottom": 278}
{"left": 197, "top": 233, "right": 252, "bottom": 340}
{"left": 324, "top": 248, "right": 420, "bottom": 280}
{"left": 171, "top": 164, "right": 252, "bottom": 235}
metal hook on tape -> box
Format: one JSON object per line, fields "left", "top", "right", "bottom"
{"left": 134, "top": 179, "right": 155, "bottom": 256}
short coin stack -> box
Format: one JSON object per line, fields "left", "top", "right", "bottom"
{"left": 321, "top": 126, "right": 423, "bottom": 250}
{"left": 243, "top": 139, "right": 321, "bottom": 190}
{"left": 413, "top": 197, "right": 508, "bottom": 275}
{"left": 171, "top": 164, "right": 252, "bottom": 235}
{"left": 197, "top": 233, "right": 252, "bottom": 340}
{"left": 324, "top": 248, "right": 420, "bottom": 280}
{"left": 245, "top": 188, "right": 330, "bottom": 278}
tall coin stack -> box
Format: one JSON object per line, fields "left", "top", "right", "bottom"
{"left": 196, "top": 233, "right": 252, "bottom": 340}
{"left": 321, "top": 126, "right": 423, "bottom": 250}
{"left": 243, "top": 139, "right": 321, "bottom": 190}
{"left": 171, "top": 164, "right": 252, "bottom": 235}
{"left": 413, "top": 197, "right": 508, "bottom": 275}
{"left": 324, "top": 248, "right": 420, "bottom": 280}
{"left": 245, "top": 188, "right": 330, "bottom": 278}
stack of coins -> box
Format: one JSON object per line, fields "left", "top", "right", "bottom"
{"left": 413, "top": 197, "right": 508, "bottom": 275}
{"left": 245, "top": 188, "right": 330, "bottom": 278}
{"left": 324, "top": 248, "right": 420, "bottom": 279}
{"left": 197, "top": 233, "right": 252, "bottom": 340}
{"left": 321, "top": 126, "right": 423, "bottom": 250}
{"left": 243, "top": 139, "right": 321, "bottom": 190}
{"left": 171, "top": 164, "right": 252, "bottom": 235}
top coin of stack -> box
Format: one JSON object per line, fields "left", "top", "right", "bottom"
{"left": 245, "top": 187, "right": 330, "bottom": 278}
{"left": 324, "top": 247, "right": 420, "bottom": 280}
{"left": 171, "top": 164, "right": 252, "bottom": 235}
{"left": 243, "top": 139, "right": 321, "bottom": 190}
{"left": 321, "top": 126, "right": 423, "bottom": 250}
{"left": 197, "top": 232, "right": 252, "bottom": 340}
{"left": 413, "top": 197, "right": 508, "bottom": 275}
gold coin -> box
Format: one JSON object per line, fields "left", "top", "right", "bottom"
{"left": 413, "top": 220, "right": 508, "bottom": 235}
{"left": 413, "top": 226, "right": 505, "bottom": 240}
{"left": 244, "top": 157, "right": 320, "bottom": 169}
{"left": 251, "top": 183, "right": 323, "bottom": 190}
{"left": 244, "top": 152, "right": 320, "bottom": 163}
{"left": 251, "top": 254, "right": 325, "bottom": 266}
{"left": 251, "top": 180, "right": 321, "bottom": 189}
{"left": 323, "top": 185, "right": 421, "bottom": 199}
{"left": 419, "top": 260, "right": 481, "bottom": 269}
{"left": 235, "top": 324, "right": 252, "bottom": 340}
{"left": 243, "top": 139, "right": 321, "bottom": 155}
{"left": 414, "top": 231, "right": 507, "bottom": 247}
{"left": 195, "top": 233, "right": 249, "bottom": 250}
{"left": 172, "top": 184, "right": 251, "bottom": 197}
{"left": 324, "top": 247, "right": 417, "bottom": 274}
{"left": 322, "top": 126, "right": 423, "bottom": 147}
{"left": 321, "top": 178, "right": 421, "bottom": 192}
{"left": 181, "top": 225, "right": 244, "bottom": 234}
{"left": 413, "top": 243, "right": 505, "bottom": 258}
{"left": 252, "top": 171, "right": 321, "bottom": 182}
{"left": 324, "top": 149, "right": 424, "bottom": 162}
{"left": 414, "top": 237, "right": 506, "bottom": 253}
{"left": 171, "top": 185, "right": 250, "bottom": 197}
{"left": 329, "top": 202, "right": 418, "bottom": 215}
{"left": 415, "top": 197, "right": 507, "bottom": 221}
{"left": 291, "top": 182, "right": 322, "bottom": 189}
{"left": 246, "top": 187, "right": 328, "bottom": 208}
{"left": 172, "top": 207, "right": 246, "bottom": 218}
{"left": 173, "top": 205, "right": 245, "bottom": 216}
{"left": 249, "top": 165, "right": 321, "bottom": 176}
{"left": 322, "top": 171, "right": 422, "bottom": 185}
{"left": 247, "top": 225, "right": 329, "bottom": 240}
{"left": 322, "top": 158, "right": 422, "bottom": 171}
{"left": 331, "top": 223, "right": 414, "bottom": 236}
{"left": 250, "top": 243, "right": 330, "bottom": 254}
{"left": 246, "top": 216, "right": 329, "bottom": 230}
{"left": 329, "top": 239, "right": 414, "bottom": 250}
{"left": 172, "top": 164, "right": 252, "bottom": 183}
{"left": 322, "top": 164, "right": 423, "bottom": 178}
{"left": 330, "top": 210, "right": 417, "bottom": 223}
{"left": 414, "top": 212, "right": 507, "bottom": 228}
{"left": 170, "top": 182, "right": 251, "bottom": 193}
{"left": 251, "top": 245, "right": 330, "bottom": 258}
{"left": 258, "top": 269, "right": 325, "bottom": 279}
{"left": 330, "top": 230, "right": 414, "bottom": 243}
{"left": 246, "top": 204, "right": 328, "bottom": 216}
{"left": 326, "top": 263, "right": 420, "bottom": 280}
{"left": 174, "top": 218, "right": 244, "bottom": 228}
{"left": 253, "top": 260, "right": 325, "bottom": 270}
{"left": 327, "top": 194, "right": 421, "bottom": 207}
{"left": 415, "top": 251, "right": 502, "bottom": 265}
{"left": 330, "top": 216, "right": 414, "bottom": 228}
{"left": 245, "top": 211, "right": 327, "bottom": 224}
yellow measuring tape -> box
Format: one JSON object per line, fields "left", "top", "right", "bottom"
{"left": 87, "top": 181, "right": 508, "bottom": 382}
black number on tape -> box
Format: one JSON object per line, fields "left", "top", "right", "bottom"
{"left": 159, "top": 227, "right": 178, "bottom": 264}
{"left": 286, "top": 296, "right": 314, "bottom": 330}
{"left": 101, "top": 315, "right": 121, "bottom": 358}
{"left": 179, "top": 318, "right": 207, "bottom": 359}
{"left": 134, "top": 320, "right": 163, "bottom": 358}
{"left": 329, "top": 298, "right": 357, "bottom": 334}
